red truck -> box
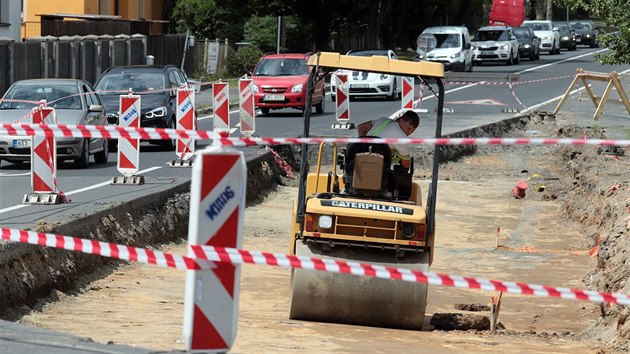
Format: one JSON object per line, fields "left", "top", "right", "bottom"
{"left": 489, "top": 0, "right": 526, "bottom": 27}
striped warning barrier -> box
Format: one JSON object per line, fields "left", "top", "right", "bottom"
{"left": 238, "top": 78, "right": 255, "bottom": 137}
{"left": 116, "top": 94, "right": 141, "bottom": 178}
{"left": 335, "top": 74, "right": 350, "bottom": 124}
{"left": 23, "top": 103, "right": 63, "bottom": 204}
{"left": 401, "top": 76, "right": 415, "bottom": 110}
{"left": 184, "top": 147, "right": 247, "bottom": 352}
{"left": 1, "top": 227, "right": 629, "bottom": 306}
{"left": 175, "top": 87, "right": 196, "bottom": 162}
{"left": 4, "top": 123, "right": 630, "bottom": 148}
{"left": 30, "top": 104, "right": 57, "bottom": 193}
{"left": 212, "top": 81, "right": 230, "bottom": 134}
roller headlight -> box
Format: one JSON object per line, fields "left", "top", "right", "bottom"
{"left": 318, "top": 215, "right": 333, "bottom": 229}
{"left": 291, "top": 84, "right": 303, "bottom": 93}
{"left": 402, "top": 223, "right": 415, "bottom": 240}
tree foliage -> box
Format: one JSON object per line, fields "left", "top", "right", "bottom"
{"left": 557, "top": 0, "right": 630, "bottom": 64}
{"left": 169, "top": 0, "right": 500, "bottom": 52}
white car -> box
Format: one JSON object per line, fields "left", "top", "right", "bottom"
{"left": 521, "top": 20, "right": 560, "bottom": 54}
{"left": 415, "top": 26, "right": 473, "bottom": 72}
{"left": 329, "top": 50, "right": 401, "bottom": 101}
{"left": 471, "top": 26, "right": 520, "bottom": 65}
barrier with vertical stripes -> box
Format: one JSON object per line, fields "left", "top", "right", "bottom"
{"left": 238, "top": 79, "right": 255, "bottom": 137}
{"left": 23, "top": 103, "right": 62, "bottom": 204}
{"left": 172, "top": 87, "right": 196, "bottom": 167}
{"left": 212, "top": 81, "right": 230, "bottom": 134}
{"left": 183, "top": 146, "right": 247, "bottom": 352}
{"left": 335, "top": 74, "right": 350, "bottom": 124}
{"left": 401, "top": 76, "right": 415, "bottom": 110}
{"left": 113, "top": 94, "right": 144, "bottom": 185}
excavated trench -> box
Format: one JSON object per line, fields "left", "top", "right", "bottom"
{"left": 1, "top": 112, "right": 629, "bottom": 352}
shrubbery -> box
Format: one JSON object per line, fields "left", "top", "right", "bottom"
{"left": 225, "top": 45, "right": 264, "bottom": 77}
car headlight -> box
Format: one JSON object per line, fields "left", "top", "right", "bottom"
{"left": 291, "top": 84, "right": 303, "bottom": 93}
{"left": 380, "top": 74, "right": 390, "bottom": 80}
{"left": 145, "top": 106, "right": 167, "bottom": 118}
{"left": 318, "top": 215, "right": 333, "bottom": 229}
{"left": 585, "top": 34, "right": 591, "bottom": 38}
{"left": 543, "top": 36, "right": 551, "bottom": 40}
{"left": 416, "top": 53, "right": 424, "bottom": 60}
{"left": 523, "top": 44, "right": 531, "bottom": 48}
{"left": 499, "top": 44, "right": 508, "bottom": 50}
{"left": 471, "top": 45, "right": 477, "bottom": 50}
{"left": 562, "top": 36, "right": 569, "bottom": 40}
{"left": 253, "top": 84, "right": 259, "bottom": 93}
{"left": 450, "top": 51, "right": 461, "bottom": 59}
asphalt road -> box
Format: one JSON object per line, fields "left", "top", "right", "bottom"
{"left": 1, "top": 47, "right": 629, "bottom": 228}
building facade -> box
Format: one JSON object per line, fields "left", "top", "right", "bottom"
{"left": 0, "top": 1, "right": 23, "bottom": 42}
{"left": 22, "top": 0, "right": 165, "bottom": 40}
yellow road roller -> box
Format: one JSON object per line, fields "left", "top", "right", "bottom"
{"left": 289, "top": 52, "right": 445, "bottom": 329}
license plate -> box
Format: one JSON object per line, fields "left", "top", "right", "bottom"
{"left": 13, "top": 139, "right": 31, "bottom": 148}
{"left": 481, "top": 51, "right": 494, "bottom": 55}
{"left": 263, "top": 94, "right": 285, "bottom": 102}
{"left": 350, "top": 84, "right": 369, "bottom": 89}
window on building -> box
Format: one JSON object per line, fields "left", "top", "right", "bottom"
{"left": 138, "top": 0, "right": 144, "bottom": 19}
{"left": 99, "top": 0, "right": 109, "bottom": 15}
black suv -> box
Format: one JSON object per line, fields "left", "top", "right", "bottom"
{"left": 94, "top": 65, "right": 189, "bottom": 148}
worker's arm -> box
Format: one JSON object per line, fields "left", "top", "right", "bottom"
{"left": 399, "top": 158, "right": 411, "bottom": 169}
{"left": 357, "top": 120, "right": 373, "bottom": 137}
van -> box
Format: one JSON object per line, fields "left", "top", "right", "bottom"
{"left": 414, "top": 26, "right": 473, "bottom": 72}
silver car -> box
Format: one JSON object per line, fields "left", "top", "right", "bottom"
{"left": 0, "top": 79, "right": 109, "bottom": 168}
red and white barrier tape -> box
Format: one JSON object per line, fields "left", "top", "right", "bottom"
{"left": 3, "top": 123, "right": 630, "bottom": 148}
{"left": 1, "top": 227, "right": 629, "bottom": 306}
{"left": 445, "top": 75, "right": 574, "bottom": 86}
{"left": 265, "top": 146, "right": 294, "bottom": 178}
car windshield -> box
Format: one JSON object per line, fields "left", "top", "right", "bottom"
{"left": 348, "top": 50, "right": 389, "bottom": 57}
{"left": 254, "top": 58, "right": 307, "bottom": 76}
{"left": 95, "top": 72, "right": 166, "bottom": 94}
{"left": 431, "top": 33, "right": 461, "bottom": 49}
{"left": 522, "top": 22, "right": 551, "bottom": 31}
{"left": 572, "top": 22, "right": 593, "bottom": 31}
{"left": 0, "top": 83, "right": 81, "bottom": 110}
{"left": 474, "top": 30, "right": 508, "bottom": 41}
{"left": 554, "top": 23, "right": 569, "bottom": 31}
{"left": 513, "top": 29, "right": 531, "bottom": 39}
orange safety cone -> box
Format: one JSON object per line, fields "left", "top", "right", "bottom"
{"left": 513, "top": 180, "right": 528, "bottom": 199}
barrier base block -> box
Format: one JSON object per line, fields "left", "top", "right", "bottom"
{"left": 111, "top": 175, "right": 145, "bottom": 185}
{"left": 170, "top": 158, "right": 195, "bottom": 168}
{"left": 502, "top": 108, "right": 520, "bottom": 113}
{"left": 331, "top": 123, "right": 355, "bottom": 130}
{"left": 22, "top": 192, "right": 62, "bottom": 205}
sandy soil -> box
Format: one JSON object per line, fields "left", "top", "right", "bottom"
{"left": 19, "top": 147, "right": 603, "bottom": 353}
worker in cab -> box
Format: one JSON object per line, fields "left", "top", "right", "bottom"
{"left": 356, "top": 110, "right": 419, "bottom": 170}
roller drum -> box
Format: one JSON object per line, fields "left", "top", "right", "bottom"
{"left": 289, "top": 240, "right": 429, "bottom": 329}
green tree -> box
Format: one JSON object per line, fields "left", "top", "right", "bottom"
{"left": 557, "top": 0, "right": 630, "bottom": 64}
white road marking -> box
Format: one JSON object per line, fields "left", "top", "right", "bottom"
{"left": 0, "top": 166, "right": 163, "bottom": 215}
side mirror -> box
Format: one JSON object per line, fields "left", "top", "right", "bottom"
{"left": 465, "top": 42, "right": 471, "bottom": 50}
{"left": 88, "top": 104, "right": 104, "bottom": 113}
{"left": 553, "top": 27, "right": 559, "bottom": 32}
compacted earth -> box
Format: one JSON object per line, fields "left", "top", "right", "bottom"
{"left": 8, "top": 112, "right": 630, "bottom": 353}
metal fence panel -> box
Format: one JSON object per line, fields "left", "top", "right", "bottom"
{"left": 0, "top": 34, "right": 198, "bottom": 97}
